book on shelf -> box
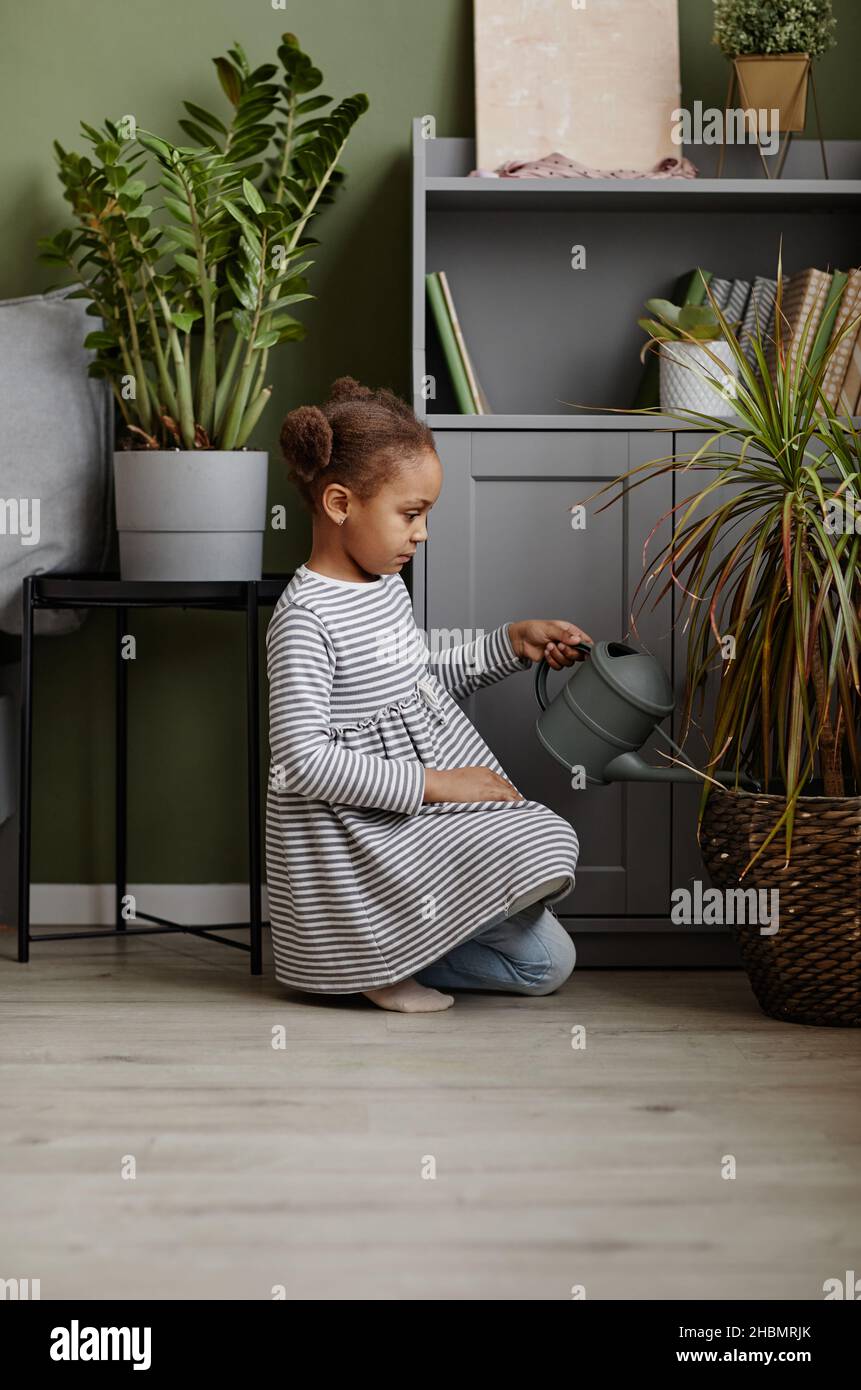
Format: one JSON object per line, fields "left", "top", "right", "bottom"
{"left": 808, "top": 270, "right": 848, "bottom": 374}
{"left": 723, "top": 279, "right": 752, "bottom": 330}
{"left": 632, "top": 266, "right": 712, "bottom": 410}
{"left": 708, "top": 277, "right": 732, "bottom": 310}
{"left": 425, "top": 271, "right": 487, "bottom": 413}
{"left": 437, "top": 270, "right": 491, "bottom": 413}
{"left": 739, "top": 277, "right": 777, "bottom": 364}
{"left": 766, "top": 268, "right": 831, "bottom": 382}
{"left": 821, "top": 268, "right": 861, "bottom": 407}
{"left": 838, "top": 326, "right": 861, "bottom": 415}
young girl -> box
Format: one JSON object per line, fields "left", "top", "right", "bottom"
{"left": 266, "top": 377, "right": 591, "bottom": 1014}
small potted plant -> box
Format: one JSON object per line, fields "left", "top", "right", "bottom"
{"left": 638, "top": 297, "right": 739, "bottom": 416}
{"left": 590, "top": 259, "right": 861, "bottom": 1027}
{"left": 712, "top": 0, "right": 837, "bottom": 133}
{"left": 38, "top": 34, "right": 368, "bottom": 581}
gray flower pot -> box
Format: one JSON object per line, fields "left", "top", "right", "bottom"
{"left": 113, "top": 451, "right": 269, "bottom": 580}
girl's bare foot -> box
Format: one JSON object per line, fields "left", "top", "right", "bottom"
{"left": 363, "top": 977, "right": 455, "bottom": 1013}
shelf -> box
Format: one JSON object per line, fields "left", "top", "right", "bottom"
{"left": 425, "top": 177, "right": 861, "bottom": 214}
{"left": 422, "top": 412, "right": 861, "bottom": 432}
{"left": 423, "top": 413, "right": 680, "bottom": 431}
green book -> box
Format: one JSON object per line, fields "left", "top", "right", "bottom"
{"left": 426, "top": 272, "right": 475, "bottom": 413}
{"left": 808, "top": 269, "right": 848, "bottom": 372}
{"left": 633, "top": 267, "right": 712, "bottom": 409}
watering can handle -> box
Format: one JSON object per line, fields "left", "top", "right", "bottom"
{"left": 534, "top": 641, "right": 593, "bottom": 711}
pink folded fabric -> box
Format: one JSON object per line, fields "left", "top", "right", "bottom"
{"left": 469, "top": 152, "right": 698, "bottom": 180}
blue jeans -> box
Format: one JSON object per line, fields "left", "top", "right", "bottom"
{"left": 413, "top": 899, "right": 576, "bottom": 996}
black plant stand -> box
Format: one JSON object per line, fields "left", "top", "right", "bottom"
{"left": 17, "top": 572, "right": 291, "bottom": 974}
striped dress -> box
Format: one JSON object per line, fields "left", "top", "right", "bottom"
{"left": 265, "top": 563, "right": 579, "bottom": 993}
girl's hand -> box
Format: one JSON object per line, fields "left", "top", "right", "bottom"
{"left": 508, "top": 620, "right": 593, "bottom": 670}
{"left": 424, "top": 766, "right": 524, "bottom": 804}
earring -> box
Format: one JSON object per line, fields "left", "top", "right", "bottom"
{"left": 339, "top": 517, "right": 346, "bottom": 526}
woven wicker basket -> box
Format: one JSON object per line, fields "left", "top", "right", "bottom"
{"left": 700, "top": 791, "right": 861, "bottom": 1027}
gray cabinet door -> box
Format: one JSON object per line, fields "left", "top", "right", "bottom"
{"left": 422, "top": 430, "right": 673, "bottom": 921}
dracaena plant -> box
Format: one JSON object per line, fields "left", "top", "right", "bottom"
{"left": 576, "top": 255, "right": 861, "bottom": 869}
{"left": 38, "top": 33, "right": 368, "bottom": 451}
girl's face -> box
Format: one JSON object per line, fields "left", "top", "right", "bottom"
{"left": 340, "top": 449, "right": 443, "bottom": 577}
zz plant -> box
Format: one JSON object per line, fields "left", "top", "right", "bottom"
{"left": 38, "top": 34, "right": 368, "bottom": 451}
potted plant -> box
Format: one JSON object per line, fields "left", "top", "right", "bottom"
{"left": 712, "top": 0, "right": 837, "bottom": 133}
{"left": 589, "top": 260, "right": 861, "bottom": 1026}
{"left": 38, "top": 34, "right": 368, "bottom": 580}
{"left": 638, "top": 297, "right": 739, "bottom": 416}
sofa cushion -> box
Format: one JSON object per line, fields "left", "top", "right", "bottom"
{"left": 0, "top": 284, "right": 113, "bottom": 636}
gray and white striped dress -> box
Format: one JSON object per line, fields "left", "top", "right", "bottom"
{"left": 265, "top": 563, "right": 579, "bottom": 993}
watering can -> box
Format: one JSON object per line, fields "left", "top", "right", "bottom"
{"left": 534, "top": 640, "right": 750, "bottom": 787}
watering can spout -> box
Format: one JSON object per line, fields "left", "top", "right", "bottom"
{"left": 603, "top": 750, "right": 704, "bottom": 785}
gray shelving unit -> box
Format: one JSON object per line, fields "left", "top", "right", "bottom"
{"left": 410, "top": 120, "right": 861, "bottom": 965}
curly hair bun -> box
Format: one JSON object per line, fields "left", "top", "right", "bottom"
{"left": 328, "top": 375, "right": 374, "bottom": 404}
{"left": 279, "top": 405, "right": 334, "bottom": 482}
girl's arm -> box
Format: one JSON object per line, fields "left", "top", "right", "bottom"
{"left": 426, "top": 622, "right": 532, "bottom": 701}
{"left": 267, "top": 602, "right": 426, "bottom": 814}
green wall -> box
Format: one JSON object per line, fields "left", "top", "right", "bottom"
{"left": 1, "top": 0, "right": 858, "bottom": 884}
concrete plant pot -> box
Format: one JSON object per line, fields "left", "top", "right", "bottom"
{"left": 113, "top": 450, "right": 269, "bottom": 580}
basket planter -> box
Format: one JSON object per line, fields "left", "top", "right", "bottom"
{"left": 733, "top": 54, "right": 810, "bottom": 133}
{"left": 113, "top": 450, "right": 269, "bottom": 581}
{"left": 659, "top": 339, "right": 739, "bottom": 416}
{"left": 700, "top": 790, "right": 861, "bottom": 1027}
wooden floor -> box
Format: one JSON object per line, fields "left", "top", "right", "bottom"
{"left": 1, "top": 924, "right": 859, "bottom": 1301}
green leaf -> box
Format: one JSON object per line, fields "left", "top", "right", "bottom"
{"left": 242, "top": 177, "right": 266, "bottom": 215}
{"left": 678, "top": 304, "right": 721, "bottom": 333}
{"left": 644, "top": 298, "right": 681, "bottom": 327}
{"left": 173, "top": 252, "right": 200, "bottom": 276}
{"left": 638, "top": 317, "right": 674, "bottom": 341}
{"left": 183, "top": 101, "right": 228, "bottom": 135}
{"left": 178, "top": 119, "right": 219, "bottom": 149}
{"left": 136, "top": 131, "right": 172, "bottom": 160}
{"left": 83, "top": 331, "right": 117, "bottom": 350}
{"left": 252, "top": 329, "right": 280, "bottom": 350}
{"left": 162, "top": 195, "right": 193, "bottom": 224}
{"left": 163, "top": 224, "right": 197, "bottom": 252}
{"left": 171, "top": 309, "right": 202, "bottom": 333}
{"left": 213, "top": 56, "right": 242, "bottom": 106}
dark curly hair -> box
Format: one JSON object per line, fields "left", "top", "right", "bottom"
{"left": 279, "top": 376, "right": 437, "bottom": 514}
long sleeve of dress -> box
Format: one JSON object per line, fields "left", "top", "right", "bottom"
{"left": 426, "top": 622, "right": 532, "bottom": 701}
{"left": 267, "top": 602, "right": 426, "bottom": 814}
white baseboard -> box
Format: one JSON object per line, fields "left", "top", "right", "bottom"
{"left": 29, "top": 883, "right": 270, "bottom": 928}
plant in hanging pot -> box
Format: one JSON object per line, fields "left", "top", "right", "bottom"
{"left": 712, "top": 0, "right": 837, "bottom": 133}
{"left": 38, "top": 34, "right": 368, "bottom": 581}
{"left": 638, "top": 295, "right": 740, "bottom": 417}
{"left": 591, "top": 259, "right": 861, "bottom": 1026}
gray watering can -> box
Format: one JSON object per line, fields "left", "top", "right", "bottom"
{"left": 535, "top": 640, "right": 749, "bottom": 787}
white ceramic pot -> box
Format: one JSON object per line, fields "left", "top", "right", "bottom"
{"left": 113, "top": 451, "right": 269, "bottom": 581}
{"left": 659, "top": 339, "right": 739, "bottom": 417}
